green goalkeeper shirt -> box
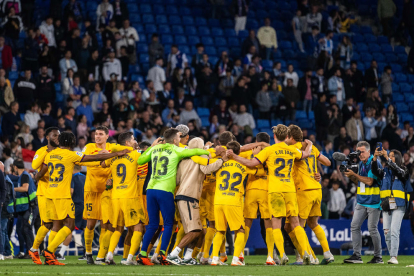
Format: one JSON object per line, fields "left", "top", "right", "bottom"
{"left": 137, "top": 143, "right": 209, "bottom": 194}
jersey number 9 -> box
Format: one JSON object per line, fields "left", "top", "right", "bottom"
{"left": 117, "top": 164, "right": 127, "bottom": 184}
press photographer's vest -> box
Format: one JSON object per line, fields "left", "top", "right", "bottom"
{"left": 357, "top": 155, "right": 381, "bottom": 206}
{"left": 381, "top": 167, "right": 412, "bottom": 207}
{"left": 15, "top": 171, "right": 37, "bottom": 213}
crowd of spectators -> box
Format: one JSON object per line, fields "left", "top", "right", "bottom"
{"left": 0, "top": 0, "right": 413, "bottom": 220}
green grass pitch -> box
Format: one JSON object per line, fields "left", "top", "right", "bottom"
{"left": 0, "top": 255, "right": 414, "bottom": 275}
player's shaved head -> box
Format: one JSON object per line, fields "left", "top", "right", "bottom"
{"left": 256, "top": 132, "right": 270, "bottom": 143}
{"left": 59, "top": 132, "right": 76, "bottom": 149}
{"left": 219, "top": 131, "right": 234, "bottom": 146}
{"left": 226, "top": 141, "right": 241, "bottom": 155}
{"left": 272, "top": 124, "right": 288, "bottom": 142}
{"left": 118, "top": 131, "right": 134, "bottom": 146}
{"left": 164, "top": 128, "right": 180, "bottom": 145}
{"left": 288, "top": 125, "right": 303, "bottom": 142}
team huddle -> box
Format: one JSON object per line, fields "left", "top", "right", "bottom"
{"left": 27, "top": 123, "right": 335, "bottom": 266}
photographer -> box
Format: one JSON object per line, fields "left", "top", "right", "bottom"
{"left": 371, "top": 148, "right": 412, "bottom": 265}
{"left": 342, "top": 141, "right": 383, "bottom": 264}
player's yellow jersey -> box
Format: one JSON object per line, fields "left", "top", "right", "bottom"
{"left": 32, "top": 146, "right": 49, "bottom": 196}
{"left": 83, "top": 143, "right": 132, "bottom": 193}
{"left": 255, "top": 142, "right": 303, "bottom": 193}
{"left": 242, "top": 150, "right": 269, "bottom": 191}
{"left": 44, "top": 148, "right": 85, "bottom": 199}
{"left": 292, "top": 142, "right": 321, "bottom": 191}
{"left": 179, "top": 143, "right": 188, "bottom": 149}
{"left": 105, "top": 150, "right": 141, "bottom": 199}
{"left": 137, "top": 162, "right": 148, "bottom": 197}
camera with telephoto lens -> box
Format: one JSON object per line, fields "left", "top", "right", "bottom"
{"left": 338, "top": 150, "right": 361, "bottom": 173}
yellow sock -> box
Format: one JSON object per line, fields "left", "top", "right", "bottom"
{"left": 265, "top": 228, "right": 274, "bottom": 257}
{"left": 220, "top": 236, "right": 226, "bottom": 254}
{"left": 129, "top": 231, "right": 143, "bottom": 257}
{"left": 288, "top": 231, "right": 303, "bottom": 257}
{"left": 211, "top": 232, "right": 224, "bottom": 258}
{"left": 97, "top": 230, "right": 113, "bottom": 259}
{"left": 272, "top": 229, "right": 285, "bottom": 258}
{"left": 233, "top": 232, "right": 245, "bottom": 258}
{"left": 192, "top": 247, "right": 200, "bottom": 258}
{"left": 147, "top": 243, "right": 154, "bottom": 254}
{"left": 108, "top": 231, "right": 122, "bottom": 254}
{"left": 244, "top": 226, "right": 250, "bottom": 246}
{"left": 99, "top": 228, "right": 106, "bottom": 247}
{"left": 155, "top": 234, "right": 162, "bottom": 254}
{"left": 32, "top": 226, "right": 49, "bottom": 250}
{"left": 313, "top": 225, "right": 330, "bottom": 253}
{"left": 293, "top": 226, "right": 310, "bottom": 257}
{"left": 123, "top": 244, "right": 131, "bottom": 259}
{"left": 203, "top": 228, "right": 216, "bottom": 258}
{"left": 47, "top": 226, "right": 71, "bottom": 252}
{"left": 84, "top": 228, "right": 94, "bottom": 254}
{"left": 174, "top": 226, "right": 185, "bottom": 258}
{"left": 49, "top": 231, "right": 57, "bottom": 245}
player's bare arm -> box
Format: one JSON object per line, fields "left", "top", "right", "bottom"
{"left": 226, "top": 149, "right": 261, "bottom": 168}
{"left": 301, "top": 139, "right": 313, "bottom": 159}
{"left": 318, "top": 153, "right": 331, "bottom": 166}
{"left": 35, "top": 164, "right": 48, "bottom": 182}
{"left": 240, "top": 142, "right": 269, "bottom": 152}
{"left": 81, "top": 148, "right": 131, "bottom": 162}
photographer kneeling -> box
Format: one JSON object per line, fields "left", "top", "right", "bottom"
{"left": 372, "top": 148, "right": 412, "bottom": 265}
{"left": 342, "top": 141, "right": 383, "bottom": 264}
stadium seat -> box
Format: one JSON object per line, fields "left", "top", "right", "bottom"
{"left": 377, "top": 36, "right": 388, "bottom": 44}
{"left": 352, "top": 34, "right": 364, "bottom": 43}
{"left": 158, "top": 25, "right": 171, "bottom": 34}
{"left": 201, "top": 117, "right": 210, "bottom": 127}
{"left": 156, "top": 15, "right": 168, "bottom": 24}
{"left": 198, "top": 27, "right": 210, "bottom": 36}
{"left": 182, "top": 16, "right": 194, "bottom": 25}
{"left": 400, "top": 83, "right": 412, "bottom": 92}
{"left": 166, "top": 5, "right": 178, "bottom": 14}
{"left": 211, "top": 27, "right": 224, "bottom": 36}
{"left": 187, "top": 36, "right": 200, "bottom": 45}
{"left": 175, "top": 35, "right": 187, "bottom": 45}
{"left": 209, "top": 56, "right": 219, "bottom": 65}
{"left": 393, "top": 93, "right": 404, "bottom": 102}
{"left": 142, "top": 14, "right": 154, "bottom": 24}
{"left": 394, "top": 73, "right": 407, "bottom": 82}
{"left": 368, "top": 43, "right": 381, "bottom": 53}
{"left": 161, "top": 35, "right": 173, "bottom": 44}
{"left": 257, "top": 119, "right": 270, "bottom": 129}
{"left": 185, "top": 26, "right": 197, "bottom": 36}
{"left": 279, "top": 41, "right": 292, "bottom": 50}
{"left": 361, "top": 53, "right": 373, "bottom": 62}
{"left": 140, "top": 4, "right": 152, "bottom": 13}
{"left": 295, "top": 110, "right": 307, "bottom": 120}
{"left": 205, "top": 46, "right": 216, "bottom": 56}
{"left": 356, "top": 43, "right": 368, "bottom": 52}
{"left": 139, "top": 54, "right": 149, "bottom": 63}
{"left": 397, "top": 103, "right": 409, "bottom": 112}
{"left": 385, "top": 53, "right": 398, "bottom": 63}
{"left": 169, "top": 15, "right": 181, "bottom": 25}
{"left": 172, "top": 25, "right": 184, "bottom": 35}
{"left": 406, "top": 94, "right": 414, "bottom": 103}
{"left": 394, "top": 46, "right": 406, "bottom": 54}
{"left": 145, "top": 24, "right": 157, "bottom": 34}
{"left": 364, "top": 34, "right": 377, "bottom": 43}
{"left": 224, "top": 28, "right": 237, "bottom": 37}
{"left": 391, "top": 63, "right": 402, "bottom": 73}
{"left": 137, "top": 43, "right": 148, "bottom": 54}
{"left": 360, "top": 26, "right": 373, "bottom": 34}
{"left": 381, "top": 45, "right": 393, "bottom": 53}
{"left": 201, "top": 37, "right": 213, "bottom": 46}
{"left": 208, "top": 19, "right": 220, "bottom": 27}
{"left": 401, "top": 113, "right": 414, "bottom": 122}
{"left": 238, "top": 30, "right": 249, "bottom": 39}
{"left": 179, "top": 7, "right": 191, "bottom": 15}
{"left": 153, "top": 5, "right": 165, "bottom": 14}
{"left": 228, "top": 37, "right": 239, "bottom": 47}
{"left": 8, "top": 71, "right": 18, "bottom": 80}
{"left": 214, "top": 37, "right": 227, "bottom": 47}
{"left": 408, "top": 75, "right": 414, "bottom": 83}
{"left": 392, "top": 83, "right": 400, "bottom": 92}
{"left": 372, "top": 53, "right": 384, "bottom": 62}
{"left": 195, "top": 17, "right": 207, "bottom": 26}
{"left": 197, "top": 107, "right": 210, "bottom": 117}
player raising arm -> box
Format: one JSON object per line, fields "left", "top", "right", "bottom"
{"left": 34, "top": 132, "right": 130, "bottom": 266}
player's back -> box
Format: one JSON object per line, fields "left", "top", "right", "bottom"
{"left": 83, "top": 143, "right": 112, "bottom": 193}
{"left": 45, "top": 147, "right": 85, "bottom": 199}
{"left": 32, "top": 146, "right": 50, "bottom": 196}
{"left": 255, "top": 142, "right": 302, "bottom": 194}
{"left": 292, "top": 143, "right": 321, "bottom": 191}
{"left": 242, "top": 150, "right": 269, "bottom": 191}
{"left": 215, "top": 160, "right": 248, "bottom": 207}
{"left": 106, "top": 150, "right": 141, "bottom": 199}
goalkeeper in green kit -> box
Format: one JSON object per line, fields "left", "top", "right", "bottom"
{"left": 136, "top": 128, "right": 210, "bottom": 265}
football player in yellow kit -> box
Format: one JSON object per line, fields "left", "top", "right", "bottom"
{"left": 34, "top": 131, "right": 130, "bottom": 265}
{"left": 29, "top": 127, "right": 61, "bottom": 265}
{"left": 227, "top": 125, "right": 313, "bottom": 265}
{"left": 284, "top": 125, "right": 334, "bottom": 265}
{"left": 210, "top": 141, "right": 265, "bottom": 266}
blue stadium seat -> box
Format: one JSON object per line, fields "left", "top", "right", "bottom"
{"left": 175, "top": 35, "right": 187, "bottom": 45}
{"left": 256, "top": 10, "right": 268, "bottom": 19}
{"left": 406, "top": 94, "right": 414, "bottom": 103}
{"left": 352, "top": 34, "right": 364, "bottom": 43}
{"left": 172, "top": 25, "right": 184, "bottom": 35}
{"left": 228, "top": 37, "right": 239, "bottom": 47}
{"left": 201, "top": 117, "right": 210, "bottom": 127}
{"left": 139, "top": 54, "right": 149, "bottom": 63}
{"left": 391, "top": 63, "right": 402, "bottom": 73}
{"left": 54, "top": 83, "right": 61, "bottom": 93}
{"left": 372, "top": 53, "right": 384, "bottom": 62}
{"left": 179, "top": 7, "right": 191, "bottom": 15}
{"left": 364, "top": 34, "right": 377, "bottom": 43}
{"left": 308, "top": 111, "right": 315, "bottom": 120}
{"left": 209, "top": 56, "right": 219, "bottom": 65}
{"left": 202, "top": 37, "right": 213, "bottom": 46}
{"left": 246, "top": 19, "right": 259, "bottom": 29}
{"left": 360, "top": 26, "right": 373, "bottom": 34}
{"left": 408, "top": 75, "right": 414, "bottom": 83}
{"left": 394, "top": 73, "right": 407, "bottom": 82}
{"left": 130, "top": 14, "right": 141, "bottom": 24}
{"left": 211, "top": 27, "right": 224, "bottom": 36}
{"left": 400, "top": 83, "right": 412, "bottom": 92}
{"left": 140, "top": 4, "right": 152, "bottom": 13}
{"left": 225, "top": 28, "right": 237, "bottom": 37}
{"left": 137, "top": 43, "right": 148, "bottom": 53}
{"left": 128, "top": 4, "right": 138, "bottom": 13}
{"left": 9, "top": 71, "right": 18, "bottom": 80}
{"left": 295, "top": 110, "right": 307, "bottom": 120}
{"left": 298, "top": 121, "right": 313, "bottom": 130}
{"left": 158, "top": 24, "right": 170, "bottom": 34}
{"left": 195, "top": 17, "right": 207, "bottom": 26}
{"left": 198, "top": 27, "right": 210, "bottom": 36}
{"left": 356, "top": 43, "right": 368, "bottom": 52}
{"left": 257, "top": 119, "right": 270, "bottom": 129}
{"left": 279, "top": 41, "right": 292, "bottom": 50}
{"left": 398, "top": 53, "right": 408, "bottom": 63}
{"left": 392, "top": 83, "right": 400, "bottom": 92}
{"left": 161, "top": 35, "right": 173, "bottom": 44}
{"left": 385, "top": 53, "right": 398, "bottom": 63}
{"left": 238, "top": 30, "right": 249, "bottom": 39}
{"left": 153, "top": 4, "right": 165, "bottom": 14}
{"left": 361, "top": 53, "right": 373, "bottom": 62}
{"left": 185, "top": 26, "right": 197, "bottom": 36}
{"left": 377, "top": 62, "right": 387, "bottom": 73}
{"left": 377, "top": 36, "right": 388, "bottom": 44}
{"left": 191, "top": 7, "right": 203, "bottom": 17}
{"left": 166, "top": 5, "right": 178, "bottom": 14}
{"left": 197, "top": 107, "right": 210, "bottom": 117}
{"left": 142, "top": 14, "right": 154, "bottom": 24}
{"left": 156, "top": 15, "right": 168, "bottom": 24}
{"left": 182, "top": 16, "right": 194, "bottom": 25}
{"left": 262, "top": 60, "right": 273, "bottom": 68}
{"left": 381, "top": 45, "right": 393, "bottom": 53}
{"left": 169, "top": 15, "right": 181, "bottom": 25}
{"left": 214, "top": 37, "right": 227, "bottom": 47}
{"left": 205, "top": 46, "right": 217, "bottom": 56}
{"left": 401, "top": 113, "right": 414, "bottom": 122}
{"left": 393, "top": 93, "right": 404, "bottom": 102}
{"left": 396, "top": 103, "right": 409, "bottom": 112}
{"left": 271, "top": 119, "right": 283, "bottom": 127}
{"left": 187, "top": 36, "right": 200, "bottom": 46}
{"left": 208, "top": 19, "right": 220, "bottom": 27}
{"left": 145, "top": 24, "right": 157, "bottom": 34}
{"left": 368, "top": 43, "right": 381, "bottom": 53}
{"left": 395, "top": 46, "right": 406, "bottom": 54}
{"left": 349, "top": 25, "right": 360, "bottom": 33}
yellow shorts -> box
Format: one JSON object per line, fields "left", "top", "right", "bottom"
{"left": 297, "top": 189, "right": 322, "bottom": 220}
{"left": 203, "top": 189, "right": 215, "bottom": 222}
{"left": 244, "top": 189, "right": 270, "bottom": 219}
{"left": 214, "top": 204, "right": 245, "bottom": 232}
{"left": 142, "top": 195, "right": 149, "bottom": 225}
{"left": 83, "top": 191, "right": 103, "bottom": 220}
{"left": 199, "top": 190, "right": 208, "bottom": 228}
{"left": 268, "top": 192, "right": 299, "bottom": 218}
{"left": 46, "top": 198, "right": 75, "bottom": 221}
{"left": 101, "top": 190, "right": 113, "bottom": 225}
{"left": 38, "top": 195, "right": 52, "bottom": 223}
{"left": 112, "top": 197, "right": 147, "bottom": 228}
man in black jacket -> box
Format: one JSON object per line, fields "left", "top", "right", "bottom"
{"left": 1, "top": 102, "right": 20, "bottom": 140}
{"left": 298, "top": 69, "right": 319, "bottom": 112}
{"left": 14, "top": 70, "right": 36, "bottom": 113}
{"left": 365, "top": 60, "right": 379, "bottom": 90}
{"left": 36, "top": 66, "right": 56, "bottom": 105}
{"left": 315, "top": 93, "right": 329, "bottom": 143}
{"left": 241, "top": 30, "right": 261, "bottom": 56}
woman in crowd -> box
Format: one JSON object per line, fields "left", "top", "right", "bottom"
{"left": 372, "top": 148, "right": 412, "bottom": 264}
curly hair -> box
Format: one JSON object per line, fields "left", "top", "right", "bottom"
{"left": 58, "top": 131, "right": 76, "bottom": 149}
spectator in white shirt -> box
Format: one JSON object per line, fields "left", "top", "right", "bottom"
{"left": 292, "top": 10, "right": 305, "bottom": 53}
{"left": 179, "top": 101, "right": 202, "bottom": 128}
{"left": 328, "top": 69, "right": 346, "bottom": 108}
{"left": 234, "top": 104, "right": 255, "bottom": 130}
{"left": 102, "top": 48, "right": 122, "bottom": 81}
{"left": 257, "top": 17, "right": 278, "bottom": 60}
{"left": 59, "top": 50, "right": 78, "bottom": 78}
{"left": 90, "top": 82, "right": 107, "bottom": 113}
{"left": 118, "top": 19, "right": 139, "bottom": 64}
{"left": 283, "top": 64, "right": 299, "bottom": 87}
{"left": 112, "top": 82, "right": 128, "bottom": 106}
{"left": 142, "top": 80, "right": 155, "bottom": 102}
{"left": 328, "top": 181, "right": 346, "bottom": 219}
{"left": 147, "top": 57, "right": 166, "bottom": 92}
{"left": 39, "top": 16, "right": 56, "bottom": 48}
{"left": 306, "top": 5, "right": 322, "bottom": 32}
{"left": 24, "top": 103, "right": 41, "bottom": 130}
{"left": 69, "top": 75, "right": 86, "bottom": 109}
{"left": 319, "top": 30, "right": 334, "bottom": 59}
{"left": 96, "top": 0, "right": 113, "bottom": 30}
{"left": 167, "top": 45, "right": 188, "bottom": 77}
